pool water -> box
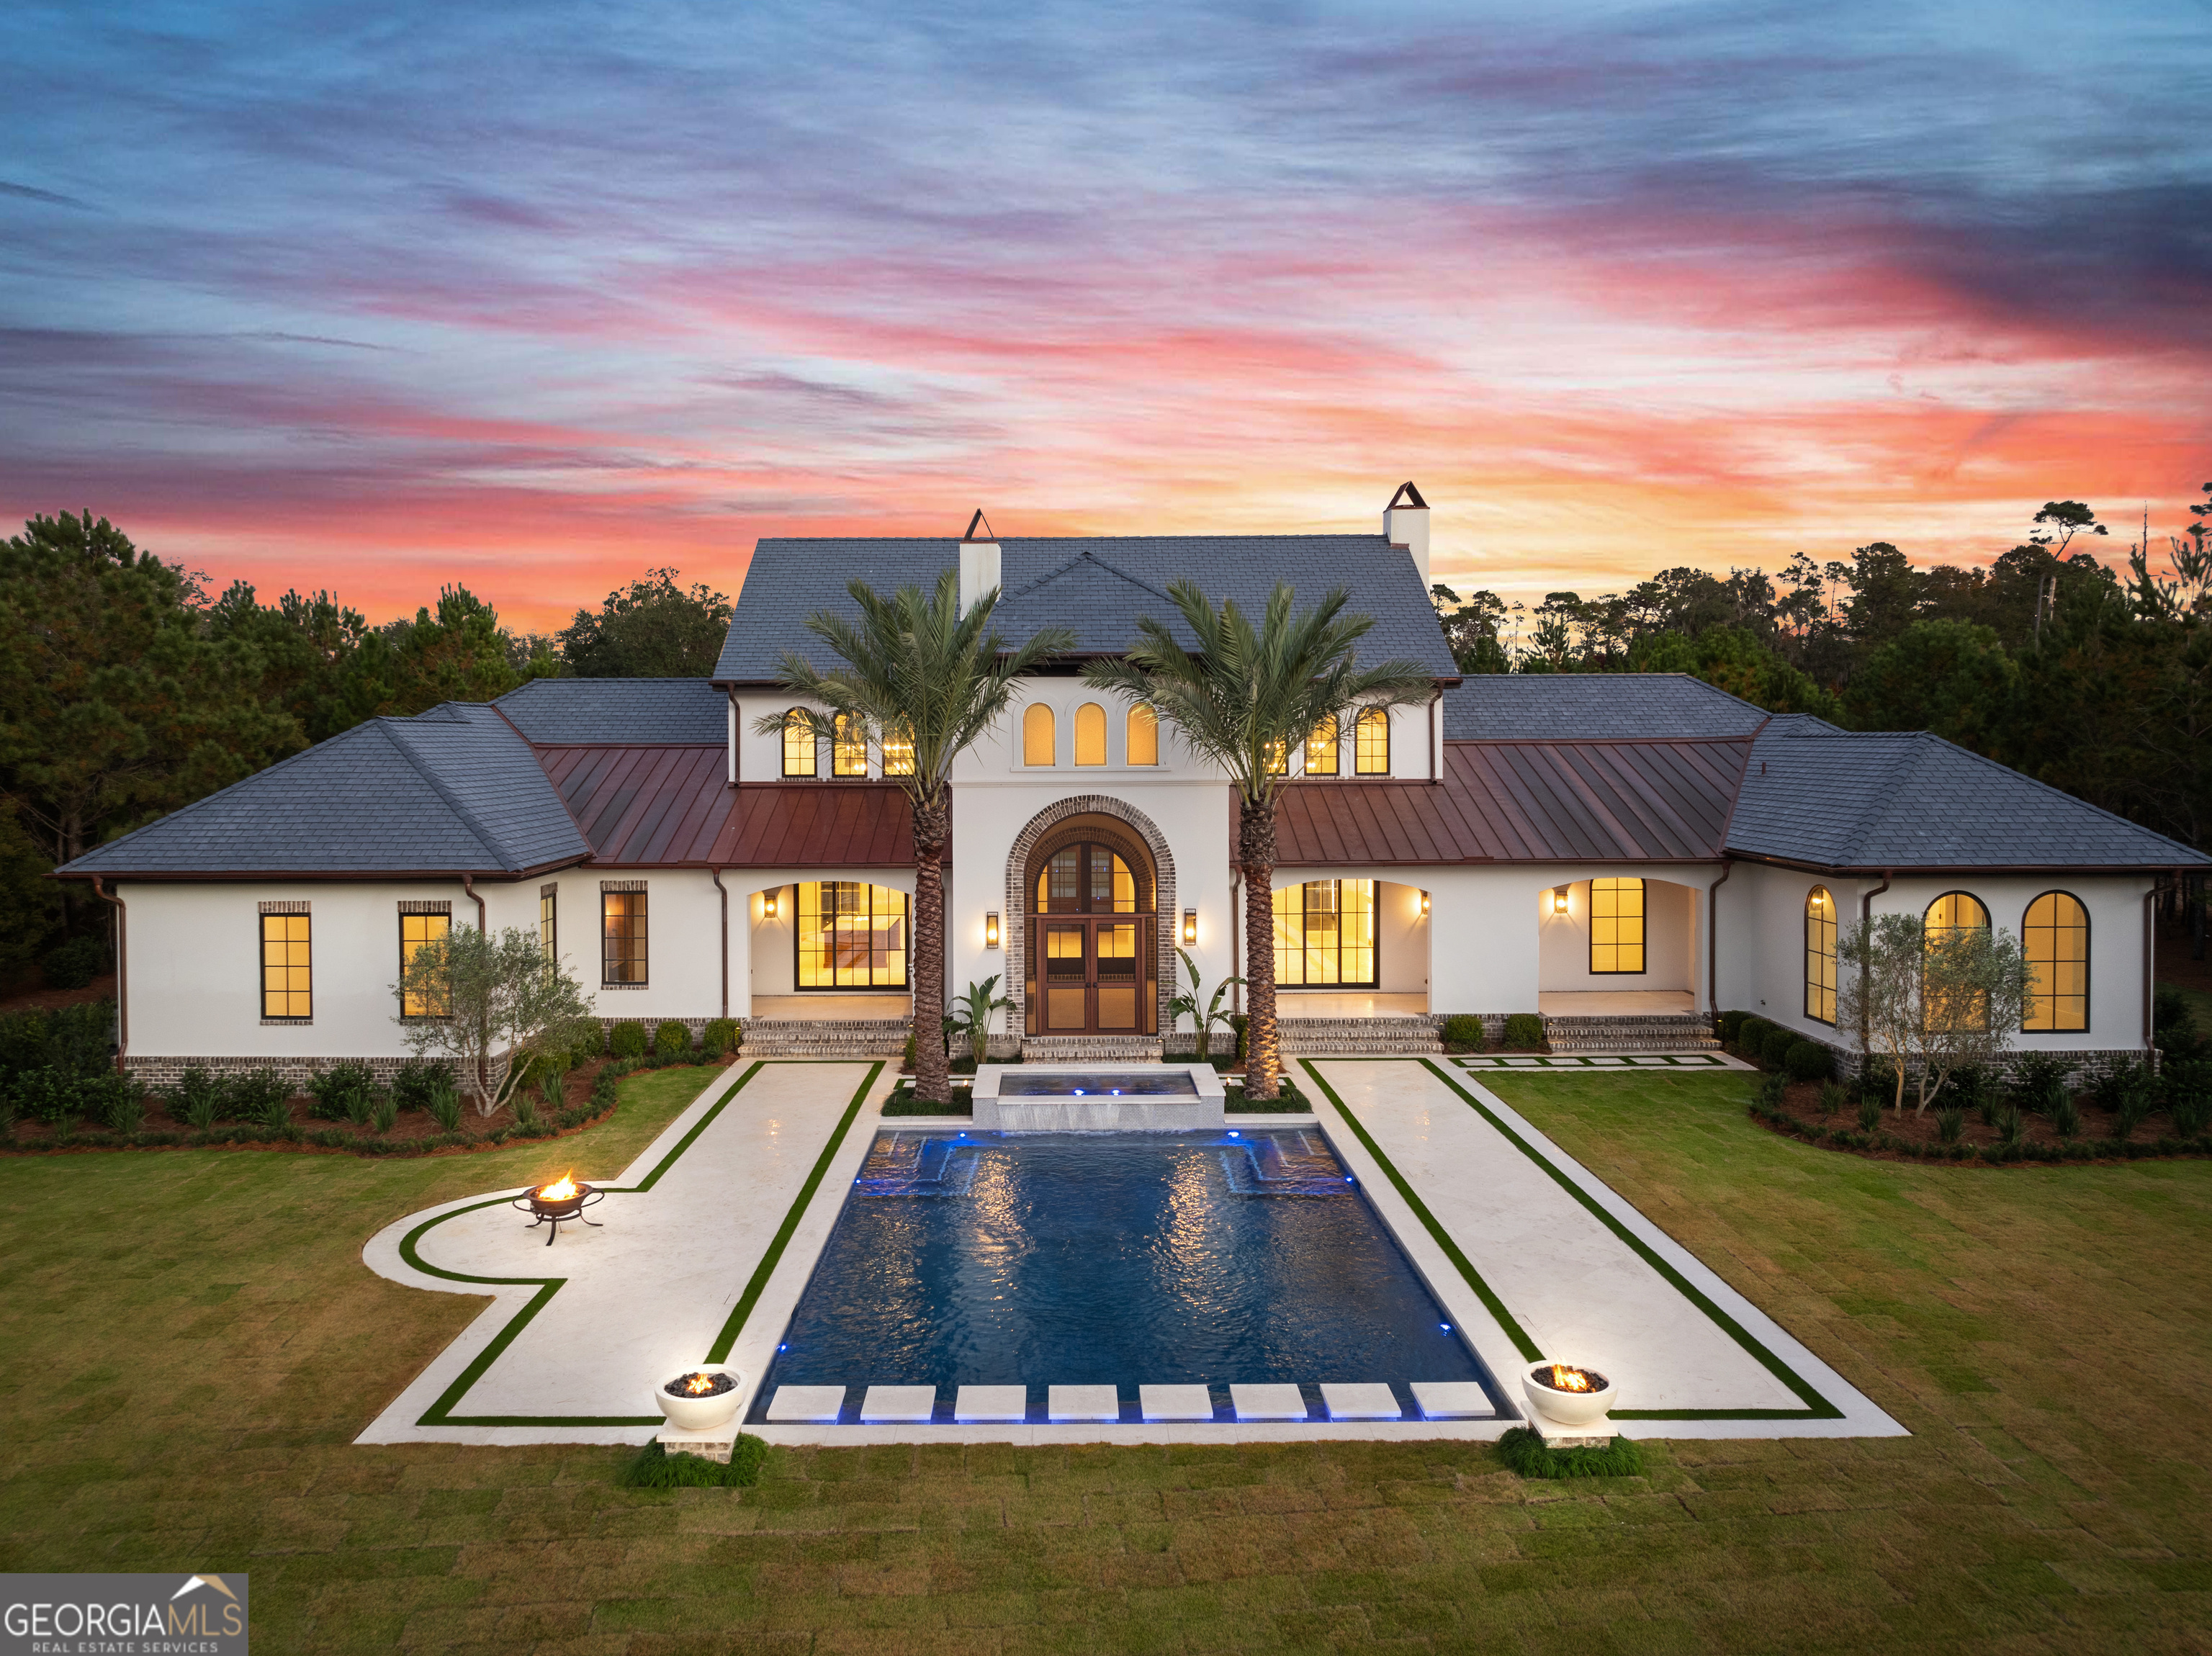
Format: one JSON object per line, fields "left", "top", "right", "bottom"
{"left": 750, "top": 1128, "right": 1502, "bottom": 1423}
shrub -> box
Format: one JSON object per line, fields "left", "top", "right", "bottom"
{"left": 1817, "top": 1081, "right": 1848, "bottom": 1117}
{"left": 1501, "top": 1013, "right": 1545, "bottom": 1050}
{"left": 104, "top": 1085, "right": 145, "bottom": 1134}
{"left": 2154, "top": 984, "right": 2205, "bottom": 1061}
{"left": 2010, "top": 1051, "right": 2069, "bottom": 1115}
{"left": 654, "top": 1020, "right": 691, "bottom": 1059}
{"left": 609, "top": 1020, "right": 648, "bottom": 1060}
{"left": 1856, "top": 1094, "right": 1881, "bottom": 1133}
{"left": 701, "top": 1017, "right": 739, "bottom": 1058}
{"left": 1496, "top": 1426, "right": 1645, "bottom": 1480}
{"left": 2113, "top": 1086, "right": 2150, "bottom": 1142}
{"left": 169, "top": 1068, "right": 221, "bottom": 1130}
{"left": 425, "top": 1076, "right": 464, "bottom": 1133}
{"left": 1935, "top": 1105, "right": 1964, "bottom": 1145}
{"left": 1758, "top": 1025, "right": 1797, "bottom": 1068}
{"left": 570, "top": 1024, "right": 606, "bottom": 1064}
{"left": 1439, "top": 1014, "right": 1485, "bottom": 1051}
{"left": 2051, "top": 1094, "right": 2082, "bottom": 1140}
{"left": 41, "top": 934, "right": 110, "bottom": 990}
{"left": 1784, "top": 1041, "right": 1833, "bottom": 1083}
{"left": 1737, "top": 1015, "right": 1771, "bottom": 1051}
{"left": 370, "top": 1089, "right": 398, "bottom": 1135}
{"left": 2173, "top": 1094, "right": 2209, "bottom": 1138}
{"left": 1718, "top": 1009, "right": 1751, "bottom": 1043}
{"left": 1994, "top": 1102, "right": 2026, "bottom": 1147}
{"left": 392, "top": 1063, "right": 449, "bottom": 1114}
{"left": 306, "top": 1061, "right": 377, "bottom": 1122}
{"left": 0, "top": 1002, "right": 117, "bottom": 1084}
{"left": 1231, "top": 1012, "right": 1249, "bottom": 1063}
{"left": 226, "top": 1071, "right": 292, "bottom": 1133}
{"left": 1948, "top": 1066, "right": 1988, "bottom": 1110}
{"left": 511, "top": 1089, "right": 541, "bottom": 1132}
{"left": 619, "top": 1436, "right": 767, "bottom": 1488}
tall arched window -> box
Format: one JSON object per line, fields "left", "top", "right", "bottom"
{"left": 832, "top": 711, "right": 868, "bottom": 777}
{"left": 1074, "top": 702, "right": 1107, "bottom": 765}
{"left": 1305, "top": 715, "right": 1339, "bottom": 775}
{"left": 1022, "top": 703, "right": 1056, "bottom": 765}
{"left": 781, "top": 708, "right": 815, "bottom": 777}
{"left": 1126, "top": 703, "right": 1159, "bottom": 765}
{"left": 2023, "top": 891, "right": 2089, "bottom": 1032}
{"left": 1804, "top": 886, "right": 1836, "bottom": 1025}
{"left": 1354, "top": 707, "right": 1390, "bottom": 774}
{"left": 1924, "top": 891, "right": 1991, "bottom": 1030}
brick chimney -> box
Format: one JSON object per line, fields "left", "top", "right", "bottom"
{"left": 1385, "top": 482, "right": 1429, "bottom": 590}
{"left": 958, "top": 508, "right": 1001, "bottom": 615}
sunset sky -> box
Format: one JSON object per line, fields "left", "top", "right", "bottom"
{"left": 4, "top": 1, "right": 2208, "bottom": 633}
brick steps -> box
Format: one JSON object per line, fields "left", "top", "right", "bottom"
{"left": 1276, "top": 1015, "right": 1442, "bottom": 1057}
{"left": 1020, "top": 1035, "right": 1166, "bottom": 1063}
{"left": 741, "top": 1017, "right": 910, "bottom": 1059}
{"left": 1542, "top": 1013, "right": 1717, "bottom": 1054}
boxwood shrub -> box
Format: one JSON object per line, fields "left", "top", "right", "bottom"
{"left": 1439, "top": 1014, "right": 1485, "bottom": 1051}
{"left": 608, "top": 1020, "right": 649, "bottom": 1059}
{"left": 1760, "top": 1025, "right": 1799, "bottom": 1068}
{"left": 653, "top": 1020, "right": 691, "bottom": 1058}
{"left": 1501, "top": 1012, "right": 1545, "bottom": 1050}
{"left": 701, "top": 1017, "right": 739, "bottom": 1057}
{"left": 1784, "top": 1040, "right": 1834, "bottom": 1082}
{"left": 1718, "top": 1009, "right": 1752, "bottom": 1044}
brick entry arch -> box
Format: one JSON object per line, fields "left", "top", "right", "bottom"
{"left": 1003, "top": 794, "right": 1178, "bottom": 1041}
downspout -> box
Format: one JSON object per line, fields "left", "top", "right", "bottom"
{"left": 461, "top": 872, "right": 490, "bottom": 1102}
{"left": 711, "top": 867, "right": 729, "bottom": 1019}
{"left": 461, "top": 872, "right": 486, "bottom": 932}
{"left": 90, "top": 876, "right": 126, "bottom": 1076}
{"left": 1858, "top": 870, "right": 1892, "bottom": 1058}
{"left": 1705, "top": 860, "right": 1731, "bottom": 1022}
{"left": 1428, "top": 688, "right": 1440, "bottom": 783}
{"left": 2145, "top": 876, "right": 2166, "bottom": 1053}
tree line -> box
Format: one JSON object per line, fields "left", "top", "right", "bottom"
{"left": 1431, "top": 485, "right": 2212, "bottom": 851}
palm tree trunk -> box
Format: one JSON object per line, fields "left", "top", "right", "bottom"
{"left": 1239, "top": 800, "right": 1280, "bottom": 1101}
{"left": 912, "top": 796, "right": 951, "bottom": 1104}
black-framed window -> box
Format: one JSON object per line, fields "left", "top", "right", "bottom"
{"left": 1305, "top": 715, "right": 1339, "bottom": 775}
{"left": 400, "top": 904, "right": 451, "bottom": 1018}
{"left": 260, "top": 909, "right": 311, "bottom": 1021}
{"left": 1805, "top": 886, "right": 1836, "bottom": 1025}
{"left": 1272, "top": 879, "right": 1376, "bottom": 986}
{"left": 1923, "top": 891, "right": 1991, "bottom": 1030}
{"left": 2023, "top": 890, "right": 2089, "bottom": 1032}
{"left": 796, "top": 881, "right": 908, "bottom": 988}
{"left": 1034, "top": 842, "right": 1139, "bottom": 914}
{"left": 1354, "top": 707, "right": 1390, "bottom": 774}
{"left": 539, "top": 886, "right": 557, "bottom": 963}
{"left": 603, "top": 888, "right": 647, "bottom": 985}
{"left": 781, "top": 708, "right": 816, "bottom": 777}
{"left": 1590, "top": 877, "right": 1645, "bottom": 973}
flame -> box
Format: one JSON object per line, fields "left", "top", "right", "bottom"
{"left": 538, "top": 1171, "right": 578, "bottom": 1202}
{"left": 1550, "top": 1364, "right": 1593, "bottom": 1392}
{"left": 680, "top": 1371, "right": 718, "bottom": 1395}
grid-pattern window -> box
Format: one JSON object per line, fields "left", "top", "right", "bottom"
{"left": 1127, "top": 703, "right": 1159, "bottom": 765}
{"left": 539, "top": 887, "right": 557, "bottom": 962}
{"left": 882, "top": 723, "right": 915, "bottom": 776}
{"left": 781, "top": 709, "right": 816, "bottom": 776}
{"left": 1266, "top": 738, "right": 1289, "bottom": 775}
{"left": 796, "top": 881, "right": 909, "bottom": 988}
{"left": 261, "top": 911, "right": 312, "bottom": 1020}
{"left": 1074, "top": 703, "right": 1107, "bottom": 765}
{"left": 1272, "top": 879, "right": 1376, "bottom": 986}
{"left": 1305, "top": 715, "right": 1339, "bottom": 775}
{"left": 1923, "top": 891, "right": 1991, "bottom": 1031}
{"left": 400, "top": 909, "right": 451, "bottom": 1017}
{"left": 2023, "top": 891, "right": 2089, "bottom": 1032}
{"left": 1804, "top": 886, "right": 1836, "bottom": 1024}
{"left": 603, "top": 889, "right": 647, "bottom": 985}
{"left": 832, "top": 712, "right": 868, "bottom": 777}
{"left": 1023, "top": 703, "right": 1055, "bottom": 765}
{"left": 1354, "top": 707, "right": 1390, "bottom": 774}
{"left": 1589, "top": 877, "right": 1645, "bottom": 973}
{"left": 1034, "top": 844, "right": 1137, "bottom": 913}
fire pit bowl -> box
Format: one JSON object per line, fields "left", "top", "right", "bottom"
{"left": 654, "top": 1364, "right": 745, "bottom": 1431}
{"left": 509, "top": 1171, "right": 605, "bottom": 1246}
{"left": 1521, "top": 1360, "right": 1617, "bottom": 1426}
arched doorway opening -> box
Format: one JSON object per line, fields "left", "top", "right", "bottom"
{"left": 1022, "top": 814, "right": 1159, "bottom": 1036}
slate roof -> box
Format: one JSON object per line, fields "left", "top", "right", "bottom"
{"left": 1727, "top": 726, "right": 2208, "bottom": 870}
{"left": 1276, "top": 737, "right": 1753, "bottom": 865}
{"left": 714, "top": 536, "right": 1457, "bottom": 681}
{"left": 1443, "top": 674, "right": 1770, "bottom": 740}
{"left": 496, "top": 677, "right": 726, "bottom": 744}
{"left": 57, "top": 703, "right": 588, "bottom": 876}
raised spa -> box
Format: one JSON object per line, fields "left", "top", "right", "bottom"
{"left": 998, "top": 1070, "right": 1198, "bottom": 1097}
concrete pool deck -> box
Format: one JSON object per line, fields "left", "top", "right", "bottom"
{"left": 356, "top": 1056, "right": 1902, "bottom": 1449}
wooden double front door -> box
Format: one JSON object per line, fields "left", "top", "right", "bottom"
{"left": 1025, "top": 829, "right": 1158, "bottom": 1036}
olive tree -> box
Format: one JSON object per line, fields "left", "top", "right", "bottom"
{"left": 394, "top": 925, "right": 599, "bottom": 1115}
{"left": 1838, "top": 912, "right": 2030, "bottom": 1113}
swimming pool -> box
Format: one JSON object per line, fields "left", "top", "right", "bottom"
{"left": 749, "top": 1128, "right": 1505, "bottom": 1424}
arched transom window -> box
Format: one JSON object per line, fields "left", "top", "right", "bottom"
{"left": 1022, "top": 703, "right": 1056, "bottom": 765}
{"left": 1074, "top": 702, "right": 1107, "bottom": 766}
{"left": 1924, "top": 891, "right": 1992, "bottom": 1030}
{"left": 2023, "top": 891, "right": 2089, "bottom": 1032}
{"left": 1126, "top": 703, "right": 1159, "bottom": 766}
{"left": 1804, "top": 886, "right": 1836, "bottom": 1025}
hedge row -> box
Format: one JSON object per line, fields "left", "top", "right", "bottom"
{"left": 1749, "top": 1096, "right": 2212, "bottom": 1164}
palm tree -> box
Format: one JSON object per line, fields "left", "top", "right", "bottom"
{"left": 757, "top": 571, "right": 1072, "bottom": 1104}
{"left": 1084, "top": 581, "right": 1434, "bottom": 1099}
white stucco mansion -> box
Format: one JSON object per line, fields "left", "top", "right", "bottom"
{"left": 59, "top": 486, "right": 2206, "bottom": 1081}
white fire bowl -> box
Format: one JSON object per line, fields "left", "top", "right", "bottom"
{"left": 1521, "top": 1361, "right": 1617, "bottom": 1426}
{"left": 653, "top": 1364, "right": 745, "bottom": 1431}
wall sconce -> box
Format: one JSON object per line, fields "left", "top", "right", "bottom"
{"left": 1552, "top": 886, "right": 1570, "bottom": 915}
{"left": 1182, "top": 909, "right": 1197, "bottom": 946}
{"left": 1419, "top": 891, "right": 1430, "bottom": 917}
{"left": 762, "top": 890, "right": 779, "bottom": 920}
{"left": 985, "top": 910, "right": 1001, "bottom": 949}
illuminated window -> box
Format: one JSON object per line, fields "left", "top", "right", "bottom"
{"left": 1127, "top": 703, "right": 1158, "bottom": 765}
{"left": 1589, "top": 877, "right": 1645, "bottom": 973}
{"left": 1272, "top": 879, "right": 1376, "bottom": 986}
{"left": 832, "top": 712, "right": 868, "bottom": 777}
{"left": 1923, "top": 891, "right": 1991, "bottom": 1030}
{"left": 1804, "top": 886, "right": 1835, "bottom": 1025}
{"left": 781, "top": 709, "right": 815, "bottom": 777}
{"left": 1074, "top": 702, "right": 1107, "bottom": 766}
{"left": 1023, "top": 703, "right": 1056, "bottom": 765}
{"left": 400, "top": 906, "right": 451, "bottom": 1018}
{"left": 796, "top": 881, "right": 909, "bottom": 988}
{"left": 1035, "top": 844, "right": 1137, "bottom": 913}
{"left": 1354, "top": 707, "right": 1390, "bottom": 774}
{"left": 539, "top": 886, "right": 557, "bottom": 963}
{"left": 1266, "top": 738, "right": 1289, "bottom": 776}
{"left": 603, "top": 889, "right": 647, "bottom": 986}
{"left": 1305, "top": 715, "right": 1339, "bottom": 775}
{"left": 260, "top": 910, "right": 311, "bottom": 1020}
{"left": 2023, "top": 891, "right": 2088, "bottom": 1032}
{"left": 882, "top": 723, "right": 915, "bottom": 777}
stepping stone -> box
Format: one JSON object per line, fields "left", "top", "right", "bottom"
{"left": 954, "top": 1385, "right": 1028, "bottom": 1423}
{"left": 1139, "top": 1384, "right": 1215, "bottom": 1422}
{"left": 859, "top": 1385, "right": 937, "bottom": 1423}
{"left": 766, "top": 1385, "right": 847, "bottom": 1423}
{"left": 1229, "top": 1383, "right": 1309, "bottom": 1421}
{"left": 1409, "top": 1381, "right": 1493, "bottom": 1420}
{"left": 1320, "top": 1382, "right": 1403, "bottom": 1421}
{"left": 1048, "top": 1384, "right": 1120, "bottom": 1422}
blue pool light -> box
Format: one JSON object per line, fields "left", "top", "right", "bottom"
{"left": 1439, "top": 1323, "right": 1451, "bottom": 1332}
{"left": 780, "top": 1343, "right": 788, "bottom": 1351}
{"left": 1228, "top": 1129, "right": 1240, "bottom": 1136}
{"left": 1111, "top": 1088, "right": 1123, "bottom": 1096}
{"left": 1073, "top": 1087, "right": 1085, "bottom": 1096}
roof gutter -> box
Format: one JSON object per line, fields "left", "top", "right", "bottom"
{"left": 89, "top": 876, "right": 126, "bottom": 1076}
{"left": 1859, "top": 870, "right": 1892, "bottom": 1055}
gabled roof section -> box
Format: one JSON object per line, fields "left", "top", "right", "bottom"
{"left": 1727, "top": 726, "right": 2208, "bottom": 870}
{"left": 57, "top": 703, "right": 588, "bottom": 878}
{"left": 714, "top": 534, "right": 1457, "bottom": 680}
{"left": 1444, "top": 674, "right": 1771, "bottom": 740}
{"left": 497, "top": 677, "right": 726, "bottom": 744}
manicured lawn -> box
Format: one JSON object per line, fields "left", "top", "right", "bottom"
{"left": 2, "top": 1066, "right": 2209, "bottom": 1652}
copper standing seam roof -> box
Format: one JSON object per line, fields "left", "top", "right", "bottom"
{"left": 1274, "top": 737, "right": 1755, "bottom": 865}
